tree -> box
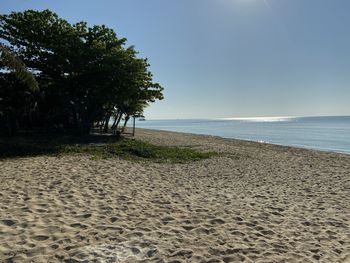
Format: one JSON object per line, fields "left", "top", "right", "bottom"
{"left": 0, "top": 45, "right": 39, "bottom": 135}
{"left": 0, "top": 9, "right": 163, "bottom": 135}
{"left": 0, "top": 45, "right": 39, "bottom": 91}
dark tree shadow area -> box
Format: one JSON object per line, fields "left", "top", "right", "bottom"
{"left": 0, "top": 131, "right": 217, "bottom": 163}
{"left": 0, "top": 133, "right": 120, "bottom": 159}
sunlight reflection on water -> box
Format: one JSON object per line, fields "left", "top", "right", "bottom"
{"left": 135, "top": 116, "right": 350, "bottom": 154}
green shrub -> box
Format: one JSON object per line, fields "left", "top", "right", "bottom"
{"left": 60, "top": 139, "right": 218, "bottom": 163}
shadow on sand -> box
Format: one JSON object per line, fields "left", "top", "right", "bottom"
{"left": 0, "top": 133, "right": 121, "bottom": 159}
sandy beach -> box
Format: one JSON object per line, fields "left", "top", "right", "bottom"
{"left": 1, "top": 128, "right": 349, "bottom": 263}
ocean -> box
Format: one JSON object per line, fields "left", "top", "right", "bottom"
{"left": 134, "top": 116, "right": 350, "bottom": 154}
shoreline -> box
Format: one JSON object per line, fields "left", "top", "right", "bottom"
{"left": 1, "top": 129, "right": 350, "bottom": 262}
{"left": 134, "top": 115, "right": 350, "bottom": 155}
{"left": 134, "top": 127, "right": 350, "bottom": 157}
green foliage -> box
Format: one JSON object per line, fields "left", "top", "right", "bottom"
{"left": 0, "top": 135, "right": 217, "bottom": 163}
{"left": 61, "top": 139, "right": 218, "bottom": 162}
{"left": 0, "top": 9, "right": 163, "bottom": 135}
{"left": 0, "top": 45, "right": 39, "bottom": 91}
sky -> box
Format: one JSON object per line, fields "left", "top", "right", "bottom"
{"left": 1, "top": 0, "right": 350, "bottom": 119}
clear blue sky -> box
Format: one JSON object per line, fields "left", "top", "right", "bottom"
{"left": 2, "top": 0, "right": 350, "bottom": 119}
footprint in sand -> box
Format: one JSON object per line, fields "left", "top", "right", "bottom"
{"left": 33, "top": 235, "right": 49, "bottom": 241}
{"left": 209, "top": 218, "right": 225, "bottom": 225}
{"left": 182, "top": 225, "right": 196, "bottom": 231}
{"left": 1, "top": 219, "right": 16, "bottom": 226}
{"left": 70, "top": 223, "right": 88, "bottom": 229}
{"left": 110, "top": 216, "right": 118, "bottom": 223}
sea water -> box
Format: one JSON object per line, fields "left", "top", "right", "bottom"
{"left": 134, "top": 116, "right": 350, "bottom": 154}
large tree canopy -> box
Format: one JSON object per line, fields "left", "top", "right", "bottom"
{"left": 0, "top": 45, "right": 39, "bottom": 91}
{"left": 0, "top": 9, "right": 163, "bottom": 135}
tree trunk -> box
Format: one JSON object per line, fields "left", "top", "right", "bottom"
{"left": 115, "top": 112, "right": 123, "bottom": 129}
{"left": 71, "top": 104, "right": 79, "bottom": 130}
{"left": 122, "top": 115, "right": 130, "bottom": 132}
{"left": 103, "top": 114, "right": 111, "bottom": 133}
{"left": 99, "top": 119, "right": 105, "bottom": 132}
{"left": 111, "top": 112, "right": 119, "bottom": 129}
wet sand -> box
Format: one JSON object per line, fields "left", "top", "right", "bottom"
{"left": 1, "top": 128, "right": 349, "bottom": 262}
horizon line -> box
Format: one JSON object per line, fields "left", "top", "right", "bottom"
{"left": 139, "top": 114, "right": 350, "bottom": 121}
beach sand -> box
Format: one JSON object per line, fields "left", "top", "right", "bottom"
{"left": 0, "top": 129, "right": 349, "bottom": 262}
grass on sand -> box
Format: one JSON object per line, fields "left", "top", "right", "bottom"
{"left": 0, "top": 134, "right": 217, "bottom": 163}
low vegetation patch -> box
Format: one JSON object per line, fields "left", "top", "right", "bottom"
{"left": 61, "top": 139, "right": 218, "bottom": 163}
{"left": 0, "top": 135, "right": 217, "bottom": 163}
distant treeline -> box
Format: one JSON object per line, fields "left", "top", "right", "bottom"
{"left": 0, "top": 10, "right": 163, "bottom": 135}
